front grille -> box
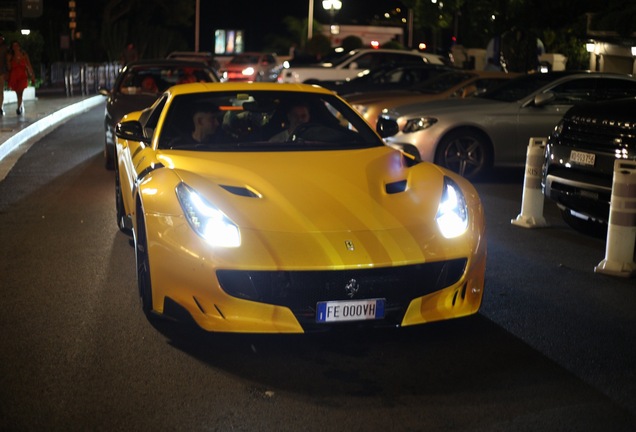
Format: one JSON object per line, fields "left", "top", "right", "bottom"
{"left": 560, "top": 114, "right": 636, "bottom": 153}
{"left": 217, "top": 259, "right": 467, "bottom": 329}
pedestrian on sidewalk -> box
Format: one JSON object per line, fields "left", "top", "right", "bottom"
{"left": 7, "top": 40, "right": 35, "bottom": 115}
{"left": 0, "top": 34, "right": 8, "bottom": 115}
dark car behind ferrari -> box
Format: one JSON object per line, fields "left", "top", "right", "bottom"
{"left": 542, "top": 96, "right": 636, "bottom": 233}
{"left": 100, "top": 59, "right": 219, "bottom": 169}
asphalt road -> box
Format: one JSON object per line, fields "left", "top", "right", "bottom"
{"left": 1, "top": 105, "right": 635, "bottom": 432}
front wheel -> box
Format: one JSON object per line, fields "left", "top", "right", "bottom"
{"left": 435, "top": 130, "right": 492, "bottom": 180}
{"left": 115, "top": 171, "right": 131, "bottom": 234}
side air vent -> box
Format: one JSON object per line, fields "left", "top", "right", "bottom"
{"left": 385, "top": 179, "right": 408, "bottom": 194}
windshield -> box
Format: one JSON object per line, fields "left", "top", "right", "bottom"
{"left": 117, "top": 65, "right": 216, "bottom": 94}
{"left": 157, "top": 90, "right": 383, "bottom": 152}
{"left": 412, "top": 72, "right": 477, "bottom": 94}
{"left": 328, "top": 50, "right": 359, "bottom": 67}
{"left": 478, "top": 73, "right": 571, "bottom": 102}
{"left": 230, "top": 55, "right": 260, "bottom": 65}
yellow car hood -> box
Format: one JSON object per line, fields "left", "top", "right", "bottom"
{"left": 156, "top": 146, "right": 445, "bottom": 234}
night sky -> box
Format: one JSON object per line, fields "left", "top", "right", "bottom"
{"left": 199, "top": 0, "right": 404, "bottom": 51}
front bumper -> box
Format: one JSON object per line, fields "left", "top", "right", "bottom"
{"left": 145, "top": 213, "right": 486, "bottom": 333}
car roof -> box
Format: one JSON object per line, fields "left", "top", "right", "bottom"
{"left": 165, "top": 81, "right": 336, "bottom": 96}
{"left": 124, "top": 59, "right": 217, "bottom": 69}
{"left": 168, "top": 51, "right": 213, "bottom": 57}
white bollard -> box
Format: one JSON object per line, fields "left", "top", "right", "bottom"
{"left": 595, "top": 160, "right": 636, "bottom": 278}
{"left": 511, "top": 137, "right": 549, "bottom": 228}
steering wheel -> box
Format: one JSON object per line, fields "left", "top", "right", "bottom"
{"left": 288, "top": 122, "right": 324, "bottom": 142}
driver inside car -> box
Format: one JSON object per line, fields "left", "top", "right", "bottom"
{"left": 269, "top": 103, "right": 311, "bottom": 142}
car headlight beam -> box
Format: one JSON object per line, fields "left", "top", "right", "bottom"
{"left": 176, "top": 183, "right": 241, "bottom": 247}
{"left": 436, "top": 177, "right": 468, "bottom": 238}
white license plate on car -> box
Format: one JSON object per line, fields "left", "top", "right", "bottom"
{"left": 316, "top": 299, "right": 385, "bottom": 323}
{"left": 569, "top": 150, "right": 595, "bottom": 166}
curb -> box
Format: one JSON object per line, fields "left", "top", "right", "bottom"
{"left": 0, "top": 95, "right": 105, "bottom": 163}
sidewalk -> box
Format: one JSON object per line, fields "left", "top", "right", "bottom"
{"left": 0, "top": 91, "right": 105, "bottom": 178}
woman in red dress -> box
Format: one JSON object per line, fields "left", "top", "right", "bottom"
{"left": 7, "top": 40, "right": 35, "bottom": 115}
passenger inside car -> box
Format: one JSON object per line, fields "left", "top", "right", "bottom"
{"left": 140, "top": 76, "right": 158, "bottom": 93}
{"left": 269, "top": 103, "right": 311, "bottom": 142}
{"left": 168, "top": 103, "right": 227, "bottom": 147}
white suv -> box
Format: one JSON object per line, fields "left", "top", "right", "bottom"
{"left": 279, "top": 48, "right": 446, "bottom": 84}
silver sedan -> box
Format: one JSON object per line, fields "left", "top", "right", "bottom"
{"left": 376, "top": 71, "right": 636, "bottom": 179}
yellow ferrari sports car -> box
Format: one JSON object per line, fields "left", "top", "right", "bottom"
{"left": 115, "top": 82, "right": 486, "bottom": 333}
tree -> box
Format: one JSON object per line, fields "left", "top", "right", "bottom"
{"left": 100, "top": 0, "right": 194, "bottom": 62}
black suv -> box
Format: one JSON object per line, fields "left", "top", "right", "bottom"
{"left": 542, "top": 97, "right": 636, "bottom": 233}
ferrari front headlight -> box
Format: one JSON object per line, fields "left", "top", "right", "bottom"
{"left": 176, "top": 183, "right": 241, "bottom": 247}
{"left": 403, "top": 117, "right": 437, "bottom": 134}
{"left": 436, "top": 177, "right": 468, "bottom": 238}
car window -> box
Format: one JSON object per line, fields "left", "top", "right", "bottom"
{"left": 157, "top": 91, "right": 383, "bottom": 151}
{"left": 387, "top": 53, "right": 423, "bottom": 64}
{"left": 383, "top": 69, "right": 406, "bottom": 84}
{"left": 480, "top": 73, "right": 569, "bottom": 102}
{"left": 595, "top": 78, "right": 636, "bottom": 101}
{"left": 548, "top": 78, "right": 598, "bottom": 103}
{"left": 351, "top": 53, "right": 379, "bottom": 69}
{"left": 415, "top": 72, "right": 476, "bottom": 93}
{"left": 117, "top": 65, "right": 215, "bottom": 94}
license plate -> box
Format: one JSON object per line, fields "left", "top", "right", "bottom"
{"left": 569, "top": 150, "right": 595, "bottom": 166}
{"left": 316, "top": 299, "right": 385, "bottom": 323}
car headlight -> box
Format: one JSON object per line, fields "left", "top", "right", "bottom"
{"left": 552, "top": 120, "right": 564, "bottom": 137}
{"left": 176, "top": 183, "right": 241, "bottom": 247}
{"left": 403, "top": 117, "right": 437, "bottom": 134}
{"left": 436, "top": 177, "right": 468, "bottom": 238}
{"left": 242, "top": 67, "right": 255, "bottom": 77}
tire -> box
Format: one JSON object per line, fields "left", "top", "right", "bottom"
{"left": 115, "top": 171, "right": 131, "bottom": 235}
{"left": 104, "top": 144, "right": 115, "bottom": 170}
{"left": 435, "top": 129, "right": 493, "bottom": 180}
{"left": 135, "top": 201, "right": 153, "bottom": 315}
{"left": 104, "top": 130, "right": 115, "bottom": 170}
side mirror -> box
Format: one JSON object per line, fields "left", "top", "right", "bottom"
{"left": 376, "top": 116, "right": 400, "bottom": 138}
{"left": 534, "top": 91, "right": 555, "bottom": 107}
{"left": 115, "top": 120, "right": 148, "bottom": 143}
{"left": 348, "top": 61, "right": 359, "bottom": 70}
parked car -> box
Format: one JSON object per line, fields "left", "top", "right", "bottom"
{"left": 376, "top": 71, "right": 636, "bottom": 180}
{"left": 348, "top": 70, "right": 517, "bottom": 129}
{"left": 113, "top": 82, "right": 486, "bottom": 333}
{"left": 100, "top": 59, "right": 219, "bottom": 170}
{"left": 279, "top": 48, "right": 446, "bottom": 84}
{"left": 543, "top": 96, "right": 636, "bottom": 234}
{"left": 316, "top": 62, "right": 454, "bottom": 96}
{"left": 219, "top": 52, "right": 283, "bottom": 82}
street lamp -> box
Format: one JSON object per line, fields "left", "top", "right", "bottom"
{"left": 322, "top": 0, "right": 342, "bottom": 22}
{"left": 322, "top": 0, "right": 342, "bottom": 36}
